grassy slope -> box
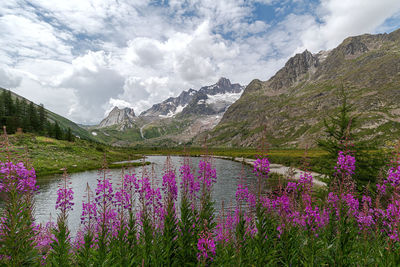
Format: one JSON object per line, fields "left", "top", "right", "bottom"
{"left": 0, "top": 87, "right": 95, "bottom": 141}
{"left": 1, "top": 133, "right": 143, "bottom": 177}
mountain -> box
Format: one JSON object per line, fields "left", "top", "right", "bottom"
{"left": 99, "top": 107, "right": 136, "bottom": 130}
{"left": 140, "top": 89, "right": 196, "bottom": 118}
{"left": 140, "top": 77, "right": 243, "bottom": 118}
{"left": 92, "top": 78, "right": 244, "bottom": 146}
{"left": 179, "top": 77, "right": 244, "bottom": 117}
{"left": 204, "top": 29, "right": 400, "bottom": 147}
{"left": 0, "top": 87, "right": 93, "bottom": 140}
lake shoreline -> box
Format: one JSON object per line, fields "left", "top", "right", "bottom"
{"left": 209, "top": 155, "right": 327, "bottom": 187}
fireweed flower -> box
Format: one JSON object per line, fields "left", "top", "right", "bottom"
{"left": 236, "top": 184, "right": 249, "bottom": 204}
{"left": 386, "top": 165, "right": 400, "bottom": 188}
{"left": 95, "top": 178, "right": 114, "bottom": 205}
{"left": 253, "top": 157, "right": 270, "bottom": 179}
{"left": 327, "top": 192, "right": 339, "bottom": 218}
{"left": 343, "top": 193, "right": 359, "bottom": 216}
{"left": 180, "top": 164, "right": 199, "bottom": 199}
{"left": 198, "top": 160, "right": 217, "bottom": 190}
{"left": 298, "top": 172, "right": 313, "bottom": 190}
{"left": 136, "top": 177, "right": 164, "bottom": 228}
{"left": 55, "top": 187, "right": 74, "bottom": 214}
{"left": 197, "top": 231, "right": 216, "bottom": 262}
{"left": 0, "top": 161, "right": 38, "bottom": 193}
{"left": 162, "top": 170, "right": 178, "bottom": 202}
{"left": 115, "top": 173, "right": 138, "bottom": 211}
{"left": 81, "top": 202, "right": 98, "bottom": 225}
{"left": 334, "top": 151, "right": 356, "bottom": 177}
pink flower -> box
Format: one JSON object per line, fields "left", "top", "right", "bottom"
{"left": 197, "top": 231, "right": 216, "bottom": 262}
{"left": 334, "top": 151, "right": 356, "bottom": 177}
{"left": 253, "top": 157, "right": 270, "bottom": 179}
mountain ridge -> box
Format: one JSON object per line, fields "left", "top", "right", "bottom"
{"left": 91, "top": 78, "right": 245, "bottom": 146}
{"left": 203, "top": 28, "right": 400, "bottom": 147}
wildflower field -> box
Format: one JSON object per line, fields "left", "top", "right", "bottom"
{"left": 1, "top": 135, "right": 400, "bottom": 266}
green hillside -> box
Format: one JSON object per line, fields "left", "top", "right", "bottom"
{"left": 204, "top": 29, "right": 400, "bottom": 148}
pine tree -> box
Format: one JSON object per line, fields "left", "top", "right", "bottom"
{"left": 21, "top": 100, "right": 30, "bottom": 132}
{"left": 38, "top": 104, "right": 46, "bottom": 133}
{"left": 54, "top": 122, "right": 62, "bottom": 140}
{"left": 317, "top": 85, "right": 385, "bottom": 188}
{"left": 46, "top": 121, "right": 54, "bottom": 137}
{"left": 0, "top": 90, "right": 5, "bottom": 118}
{"left": 28, "top": 102, "right": 39, "bottom": 132}
{"left": 66, "top": 128, "right": 74, "bottom": 142}
{"left": 4, "top": 90, "right": 14, "bottom": 116}
{"left": 14, "top": 98, "right": 22, "bottom": 129}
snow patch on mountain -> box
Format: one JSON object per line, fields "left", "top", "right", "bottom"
{"left": 205, "top": 91, "right": 243, "bottom": 105}
{"left": 159, "top": 104, "right": 188, "bottom": 118}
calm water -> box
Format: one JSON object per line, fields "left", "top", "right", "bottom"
{"left": 35, "top": 156, "right": 258, "bottom": 234}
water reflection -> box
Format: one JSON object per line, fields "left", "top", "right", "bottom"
{"left": 35, "top": 156, "right": 258, "bottom": 234}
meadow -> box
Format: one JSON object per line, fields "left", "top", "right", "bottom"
{"left": 1, "top": 130, "right": 400, "bottom": 266}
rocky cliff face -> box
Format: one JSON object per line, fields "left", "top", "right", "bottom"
{"left": 98, "top": 107, "right": 136, "bottom": 130}
{"left": 267, "top": 50, "right": 319, "bottom": 93}
{"left": 204, "top": 28, "right": 400, "bottom": 147}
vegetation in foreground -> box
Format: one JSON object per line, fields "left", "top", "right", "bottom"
{"left": 0, "top": 132, "right": 143, "bottom": 177}
{"left": 1, "top": 130, "right": 400, "bottom": 266}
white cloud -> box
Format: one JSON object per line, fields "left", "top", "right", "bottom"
{"left": 0, "top": 0, "right": 399, "bottom": 124}
{"left": 300, "top": 0, "right": 400, "bottom": 52}
{"left": 0, "top": 67, "right": 22, "bottom": 88}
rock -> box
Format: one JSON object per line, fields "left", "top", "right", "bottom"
{"left": 98, "top": 107, "right": 136, "bottom": 130}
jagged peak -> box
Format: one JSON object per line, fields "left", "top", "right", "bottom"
{"left": 216, "top": 77, "right": 231, "bottom": 87}
{"left": 109, "top": 106, "right": 135, "bottom": 116}
{"left": 267, "top": 49, "right": 318, "bottom": 92}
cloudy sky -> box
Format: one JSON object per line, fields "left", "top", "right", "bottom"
{"left": 1, "top": 0, "right": 400, "bottom": 124}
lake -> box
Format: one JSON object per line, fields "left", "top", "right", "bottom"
{"left": 35, "top": 155, "right": 258, "bottom": 234}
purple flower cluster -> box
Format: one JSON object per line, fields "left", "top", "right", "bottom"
{"left": 197, "top": 231, "right": 216, "bottom": 262}
{"left": 81, "top": 202, "right": 97, "bottom": 226}
{"left": 55, "top": 187, "right": 74, "bottom": 214}
{"left": 198, "top": 160, "right": 217, "bottom": 190}
{"left": 0, "top": 161, "right": 38, "bottom": 193}
{"left": 253, "top": 157, "right": 270, "bottom": 179}
{"left": 334, "top": 151, "right": 356, "bottom": 177}
{"left": 180, "top": 164, "right": 199, "bottom": 199}
{"left": 162, "top": 170, "right": 178, "bottom": 202}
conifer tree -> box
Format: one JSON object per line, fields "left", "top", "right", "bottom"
{"left": 28, "top": 102, "right": 39, "bottom": 132}
{"left": 21, "top": 100, "right": 30, "bottom": 132}
{"left": 66, "top": 127, "right": 74, "bottom": 142}
{"left": 38, "top": 104, "right": 46, "bottom": 133}
{"left": 54, "top": 122, "right": 62, "bottom": 140}
{"left": 318, "top": 85, "right": 385, "bottom": 188}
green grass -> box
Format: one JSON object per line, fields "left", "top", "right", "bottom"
{"left": 1, "top": 133, "right": 143, "bottom": 177}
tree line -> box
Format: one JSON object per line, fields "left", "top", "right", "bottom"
{"left": 0, "top": 89, "right": 74, "bottom": 141}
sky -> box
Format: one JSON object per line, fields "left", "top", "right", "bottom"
{"left": 1, "top": 0, "right": 400, "bottom": 125}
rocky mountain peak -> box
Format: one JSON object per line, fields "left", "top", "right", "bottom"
{"left": 339, "top": 36, "right": 369, "bottom": 56}
{"left": 140, "top": 78, "right": 244, "bottom": 118}
{"left": 98, "top": 106, "right": 136, "bottom": 130}
{"left": 268, "top": 50, "right": 319, "bottom": 92}
{"left": 216, "top": 77, "right": 231, "bottom": 87}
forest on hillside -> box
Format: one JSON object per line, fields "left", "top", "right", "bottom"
{"left": 0, "top": 89, "right": 73, "bottom": 141}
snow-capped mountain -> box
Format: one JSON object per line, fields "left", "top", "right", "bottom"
{"left": 92, "top": 78, "right": 245, "bottom": 146}
{"left": 179, "top": 77, "right": 244, "bottom": 117}
{"left": 140, "top": 77, "right": 244, "bottom": 118}
{"left": 140, "top": 88, "right": 196, "bottom": 118}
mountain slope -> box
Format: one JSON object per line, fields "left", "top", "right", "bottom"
{"left": 0, "top": 87, "right": 94, "bottom": 140}
{"left": 205, "top": 29, "right": 400, "bottom": 147}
